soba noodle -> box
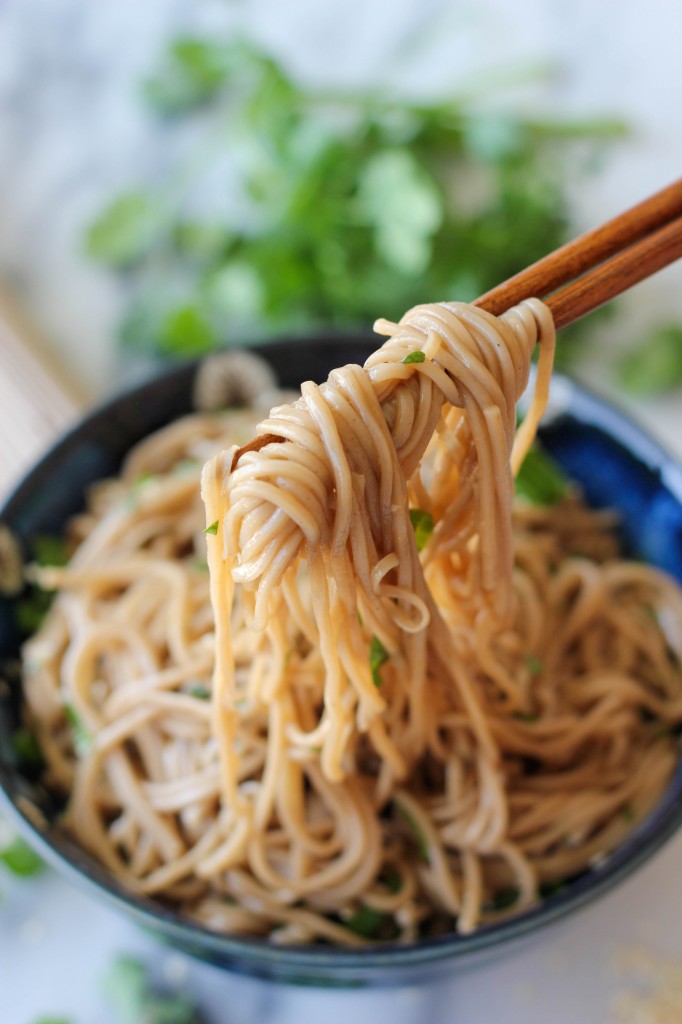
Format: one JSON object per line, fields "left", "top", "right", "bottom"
{"left": 22, "top": 300, "right": 682, "bottom": 944}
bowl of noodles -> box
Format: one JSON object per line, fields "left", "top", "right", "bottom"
{"left": 1, "top": 305, "right": 682, "bottom": 986}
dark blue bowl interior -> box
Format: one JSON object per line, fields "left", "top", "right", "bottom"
{"left": 1, "top": 333, "right": 682, "bottom": 986}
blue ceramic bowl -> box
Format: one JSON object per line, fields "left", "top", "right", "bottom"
{"left": 1, "top": 334, "right": 682, "bottom": 987}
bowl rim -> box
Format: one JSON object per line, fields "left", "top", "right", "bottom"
{"left": 1, "top": 345, "right": 682, "bottom": 975}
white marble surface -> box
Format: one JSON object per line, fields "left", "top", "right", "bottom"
{"left": 2, "top": 1, "right": 682, "bottom": 1021}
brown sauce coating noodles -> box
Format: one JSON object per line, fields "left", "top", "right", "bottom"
{"left": 23, "top": 301, "right": 682, "bottom": 944}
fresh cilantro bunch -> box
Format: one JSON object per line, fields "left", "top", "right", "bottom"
{"left": 86, "top": 36, "right": 626, "bottom": 360}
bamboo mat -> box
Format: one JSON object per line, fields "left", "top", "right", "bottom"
{"left": 0, "top": 287, "right": 84, "bottom": 500}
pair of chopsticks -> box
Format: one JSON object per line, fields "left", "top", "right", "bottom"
{"left": 475, "top": 176, "right": 682, "bottom": 329}
{"left": 231, "top": 177, "right": 682, "bottom": 467}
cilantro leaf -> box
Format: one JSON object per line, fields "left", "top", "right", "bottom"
{"left": 524, "top": 653, "right": 543, "bottom": 676}
{"left": 487, "top": 886, "right": 520, "bottom": 911}
{"left": 64, "top": 704, "right": 93, "bottom": 757}
{"left": 86, "top": 36, "right": 625, "bottom": 361}
{"left": 86, "top": 192, "right": 164, "bottom": 268}
{"left": 369, "top": 635, "right": 388, "bottom": 687}
{"left": 204, "top": 521, "right": 218, "bottom": 535}
{"left": 409, "top": 508, "right": 434, "bottom": 551}
{"left": 103, "top": 955, "right": 200, "bottom": 1024}
{"left": 394, "top": 798, "right": 430, "bottom": 863}
{"left": 15, "top": 588, "right": 53, "bottom": 634}
{"left": 618, "top": 324, "right": 682, "bottom": 396}
{"left": 32, "top": 535, "right": 69, "bottom": 567}
{"left": 144, "top": 38, "right": 232, "bottom": 114}
{"left": 187, "top": 684, "right": 211, "bottom": 700}
{"left": 0, "top": 836, "right": 44, "bottom": 877}
{"left": 402, "top": 350, "right": 426, "bottom": 364}
{"left": 344, "top": 904, "right": 393, "bottom": 939}
{"left": 515, "top": 445, "right": 569, "bottom": 506}
{"left": 159, "top": 304, "right": 217, "bottom": 356}
{"left": 11, "top": 727, "right": 45, "bottom": 771}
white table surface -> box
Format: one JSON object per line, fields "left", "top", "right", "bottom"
{"left": 2, "top": 1, "right": 682, "bottom": 1021}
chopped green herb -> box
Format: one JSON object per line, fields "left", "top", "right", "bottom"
{"left": 87, "top": 36, "right": 624, "bottom": 363}
{"left": 621, "top": 805, "right": 636, "bottom": 822}
{"left": 144, "top": 37, "right": 232, "bottom": 114}
{"left": 193, "top": 560, "right": 209, "bottom": 572}
{"left": 64, "top": 704, "right": 93, "bottom": 757}
{"left": 515, "top": 445, "right": 569, "bottom": 506}
{"left": 514, "top": 711, "right": 540, "bottom": 723}
{"left": 524, "top": 653, "right": 543, "bottom": 676}
{"left": 402, "top": 350, "right": 426, "bottom": 364}
{"left": 134, "top": 471, "right": 156, "bottom": 487}
{"left": 539, "top": 878, "right": 568, "bottom": 898}
{"left": 103, "top": 954, "right": 199, "bottom": 1024}
{"left": 103, "top": 956, "right": 147, "bottom": 1018}
{"left": 344, "top": 903, "right": 392, "bottom": 939}
{"left": 15, "top": 588, "right": 53, "bottom": 634}
{"left": 0, "top": 836, "right": 44, "bottom": 877}
{"left": 32, "top": 535, "right": 69, "bottom": 567}
{"left": 159, "top": 303, "right": 217, "bottom": 357}
{"left": 394, "top": 799, "right": 430, "bottom": 863}
{"left": 369, "top": 635, "right": 389, "bottom": 688}
{"left": 187, "top": 684, "right": 211, "bottom": 700}
{"left": 618, "top": 324, "right": 682, "bottom": 396}
{"left": 653, "top": 723, "right": 672, "bottom": 740}
{"left": 173, "top": 458, "right": 200, "bottom": 475}
{"left": 204, "top": 520, "right": 219, "bottom": 535}
{"left": 381, "top": 868, "right": 403, "bottom": 893}
{"left": 642, "top": 603, "right": 659, "bottom": 623}
{"left": 86, "top": 192, "right": 164, "bottom": 269}
{"left": 11, "top": 727, "right": 45, "bottom": 770}
{"left": 409, "top": 508, "right": 434, "bottom": 552}
{"left": 487, "top": 886, "right": 520, "bottom": 911}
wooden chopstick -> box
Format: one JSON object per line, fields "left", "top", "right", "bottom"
{"left": 542, "top": 215, "right": 682, "bottom": 330}
{"left": 475, "top": 176, "right": 682, "bottom": 320}
{"left": 231, "top": 179, "right": 682, "bottom": 468}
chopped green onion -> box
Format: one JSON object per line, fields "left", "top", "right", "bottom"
{"left": 64, "top": 704, "right": 93, "bottom": 757}
{"left": 515, "top": 445, "right": 569, "bottom": 506}
{"left": 524, "top": 653, "right": 543, "bottom": 676}
{"left": 621, "top": 805, "right": 636, "bottom": 822}
{"left": 394, "top": 798, "right": 430, "bottom": 863}
{"left": 514, "top": 711, "right": 540, "bottom": 723}
{"left": 0, "top": 836, "right": 44, "bottom": 877}
{"left": 204, "top": 520, "right": 219, "bottom": 535}
{"left": 369, "top": 635, "right": 389, "bottom": 687}
{"left": 193, "top": 559, "right": 209, "bottom": 572}
{"left": 402, "top": 350, "right": 426, "bottom": 364}
{"left": 409, "top": 508, "right": 434, "bottom": 552}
